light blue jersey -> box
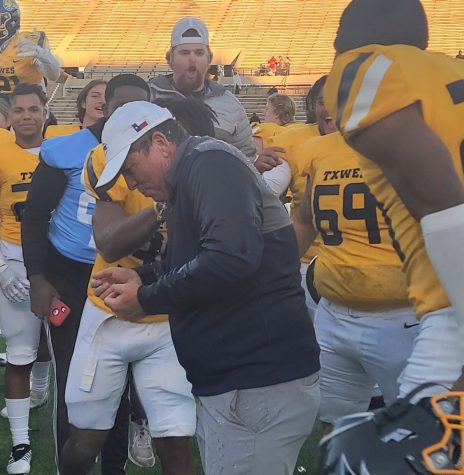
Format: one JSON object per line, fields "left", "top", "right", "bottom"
{"left": 40, "top": 129, "right": 98, "bottom": 264}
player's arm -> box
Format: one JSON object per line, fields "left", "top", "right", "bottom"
{"left": 349, "top": 102, "right": 464, "bottom": 323}
{"left": 253, "top": 146, "right": 284, "bottom": 173}
{"left": 84, "top": 144, "right": 163, "bottom": 263}
{"left": 350, "top": 103, "right": 464, "bottom": 219}
{"left": 22, "top": 160, "right": 67, "bottom": 317}
{"left": 22, "top": 160, "right": 68, "bottom": 276}
{"left": 92, "top": 200, "right": 160, "bottom": 263}
{"left": 16, "top": 33, "right": 61, "bottom": 81}
{"left": 291, "top": 176, "right": 317, "bottom": 258}
{"left": 262, "top": 160, "right": 292, "bottom": 197}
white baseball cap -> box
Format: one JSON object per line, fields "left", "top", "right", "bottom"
{"left": 171, "top": 17, "right": 209, "bottom": 48}
{"left": 97, "top": 101, "right": 173, "bottom": 188}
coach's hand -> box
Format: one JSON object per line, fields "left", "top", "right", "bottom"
{"left": 92, "top": 267, "right": 141, "bottom": 298}
{"left": 104, "top": 280, "right": 145, "bottom": 322}
{"left": 254, "top": 146, "right": 285, "bottom": 173}
{"left": 92, "top": 267, "right": 145, "bottom": 321}
{"left": 29, "top": 274, "right": 60, "bottom": 320}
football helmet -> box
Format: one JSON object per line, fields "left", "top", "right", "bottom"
{"left": 319, "top": 386, "right": 464, "bottom": 475}
{"left": 0, "top": 0, "right": 19, "bottom": 44}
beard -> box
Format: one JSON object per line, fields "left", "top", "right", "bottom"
{"left": 174, "top": 67, "right": 205, "bottom": 94}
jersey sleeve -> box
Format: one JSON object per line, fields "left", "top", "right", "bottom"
{"left": 82, "top": 144, "right": 129, "bottom": 203}
{"left": 325, "top": 46, "right": 420, "bottom": 138}
{"left": 294, "top": 135, "right": 322, "bottom": 179}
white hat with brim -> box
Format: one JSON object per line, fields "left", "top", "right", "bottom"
{"left": 97, "top": 101, "right": 173, "bottom": 188}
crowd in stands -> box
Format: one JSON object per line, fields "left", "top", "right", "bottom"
{"left": 256, "top": 54, "right": 291, "bottom": 76}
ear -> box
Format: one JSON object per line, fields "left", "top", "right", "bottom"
{"left": 151, "top": 130, "right": 171, "bottom": 157}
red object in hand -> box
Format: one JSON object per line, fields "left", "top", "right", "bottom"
{"left": 49, "top": 298, "right": 71, "bottom": 327}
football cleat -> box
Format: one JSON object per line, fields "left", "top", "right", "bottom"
{"left": 6, "top": 444, "right": 31, "bottom": 474}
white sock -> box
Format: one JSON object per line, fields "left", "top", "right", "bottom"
{"left": 5, "top": 397, "right": 30, "bottom": 446}
{"left": 30, "top": 361, "right": 50, "bottom": 393}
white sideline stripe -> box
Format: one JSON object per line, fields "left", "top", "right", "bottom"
{"left": 345, "top": 55, "right": 393, "bottom": 133}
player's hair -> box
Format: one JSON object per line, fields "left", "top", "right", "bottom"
{"left": 10, "top": 83, "right": 47, "bottom": 106}
{"left": 266, "top": 93, "right": 295, "bottom": 125}
{"left": 76, "top": 79, "right": 106, "bottom": 123}
{"left": 334, "top": 0, "right": 428, "bottom": 54}
{"left": 105, "top": 74, "right": 151, "bottom": 104}
{"left": 153, "top": 97, "right": 217, "bottom": 137}
{"left": 307, "top": 75, "right": 328, "bottom": 109}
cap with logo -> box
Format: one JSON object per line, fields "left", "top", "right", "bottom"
{"left": 171, "top": 17, "right": 209, "bottom": 48}
{"left": 97, "top": 101, "right": 173, "bottom": 188}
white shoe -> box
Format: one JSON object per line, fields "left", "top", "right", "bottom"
{"left": 1, "top": 389, "right": 48, "bottom": 418}
{"left": 128, "top": 419, "right": 155, "bottom": 468}
{"left": 30, "top": 389, "right": 48, "bottom": 409}
{"left": 7, "top": 444, "right": 31, "bottom": 474}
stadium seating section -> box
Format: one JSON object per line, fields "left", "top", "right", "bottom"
{"left": 21, "top": 0, "right": 464, "bottom": 74}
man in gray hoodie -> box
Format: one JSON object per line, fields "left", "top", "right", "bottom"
{"left": 148, "top": 17, "right": 257, "bottom": 160}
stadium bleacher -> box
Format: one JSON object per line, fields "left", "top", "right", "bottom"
{"left": 21, "top": 0, "right": 464, "bottom": 123}
{"left": 21, "top": 0, "right": 464, "bottom": 74}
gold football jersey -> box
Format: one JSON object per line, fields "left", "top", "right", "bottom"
{"left": 252, "top": 121, "right": 282, "bottom": 145}
{"left": 325, "top": 44, "right": 464, "bottom": 316}
{"left": 267, "top": 124, "right": 320, "bottom": 263}
{"left": 253, "top": 121, "right": 306, "bottom": 148}
{"left": 0, "top": 139, "right": 39, "bottom": 244}
{"left": 44, "top": 124, "right": 81, "bottom": 139}
{"left": 83, "top": 144, "right": 167, "bottom": 324}
{"left": 302, "top": 132, "right": 409, "bottom": 310}
{"left": 267, "top": 123, "right": 320, "bottom": 208}
{"left": 0, "top": 31, "right": 48, "bottom": 95}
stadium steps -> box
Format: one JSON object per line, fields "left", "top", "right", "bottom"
{"left": 49, "top": 86, "right": 308, "bottom": 124}
{"left": 19, "top": 1, "right": 464, "bottom": 74}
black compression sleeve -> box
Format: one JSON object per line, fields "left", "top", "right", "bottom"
{"left": 21, "top": 159, "right": 68, "bottom": 277}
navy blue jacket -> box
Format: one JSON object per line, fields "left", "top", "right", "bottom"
{"left": 137, "top": 137, "right": 320, "bottom": 396}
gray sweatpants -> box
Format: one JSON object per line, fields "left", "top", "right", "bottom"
{"left": 195, "top": 373, "right": 320, "bottom": 475}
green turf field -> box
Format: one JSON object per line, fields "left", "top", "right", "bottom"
{"left": 0, "top": 339, "right": 322, "bottom": 474}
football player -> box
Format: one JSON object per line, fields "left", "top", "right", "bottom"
{"left": 21, "top": 77, "right": 138, "bottom": 474}
{"left": 0, "top": 83, "right": 47, "bottom": 475}
{"left": 44, "top": 79, "right": 106, "bottom": 138}
{"left": 325, "top": 0, "right": 464, "bottom": 399}
{"left": 0, "top": 0, "right": 60, "bottom": 95}
{"left": 292, "top": 82, "right": 417, "bottom": 425}
{"left": 252, "top": 93, "right": 305, "bottom": 155}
